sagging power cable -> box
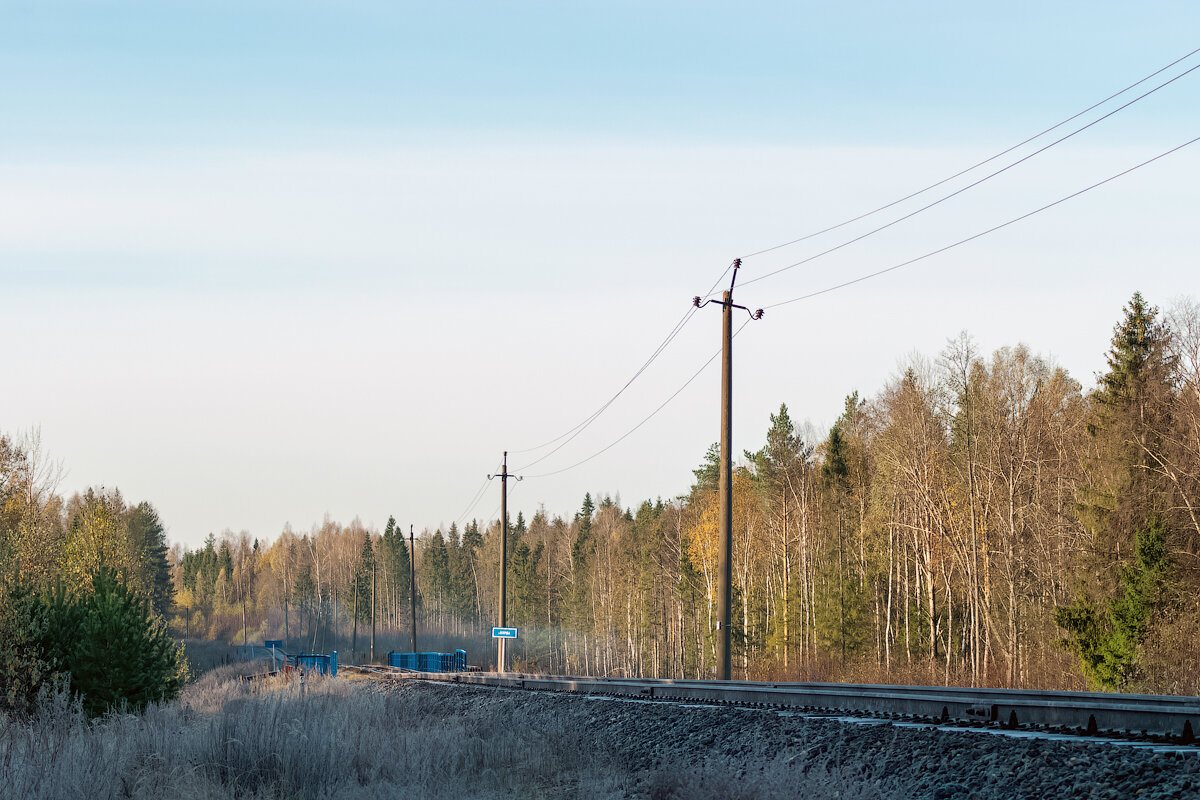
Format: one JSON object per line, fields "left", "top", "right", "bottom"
{"left": 762, "top": 134, "right": 1200, "bottom": 310}
{"left": 740, "top": 57, "right": 1200, "bottom": 290}
{"left": 739, "top": 45, "right": 1200, "bottom": 262}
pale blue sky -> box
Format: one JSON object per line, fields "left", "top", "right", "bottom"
{"left": 4, "top": 2, "right": 1194, "bottom": 150}
{"left": 3, "top": 2, "right": 1198, "bottom": 547}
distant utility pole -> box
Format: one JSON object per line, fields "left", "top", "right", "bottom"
{"left": 488, "top": 452, "right": 522, "bottom": 674}
{"left": 693, "top": 258, "right": 763, "bottom": 681}
{"left": 409, "top": 524, "right": 418, "bottom": 655}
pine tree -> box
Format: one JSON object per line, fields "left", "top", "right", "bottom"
{"left": 46, "top": 567, "right": 187, "bottom": 716}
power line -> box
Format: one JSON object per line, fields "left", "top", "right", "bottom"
{"left": 513, "top": 303, "right": 696, "bottom": 469}
{"left": 523, "top": 318, "right": 754, "bottom": 479}
{"left": 740, "top": 45, "right": 1200, "bottom": 261}
{"left": 763, "top": 134, "right": 1200, "bottom": 311}
{"left": 452, "top": 468, "right": 498, "bottom": 528}
{"left": 453, "top": 50, "right": 1200, "bottom": 519}
{"left": 510, "top": 260, "right": 737, "bottom": 472}
{"left": 740, "top": 58, "right": 1200, "bottom": 290}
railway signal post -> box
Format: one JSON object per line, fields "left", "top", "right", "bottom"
{"left": 693, "top": 258, "right": 762, "bottom": 680}
{"left": 488, "top": 452, "right": 522, "bottom": 673}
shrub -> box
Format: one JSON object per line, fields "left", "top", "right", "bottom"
{"left": 46, "top": 567, "right": 189, "bottom": 716}
{"left": 0, "top": 580, "right": 60, "bottom": 715}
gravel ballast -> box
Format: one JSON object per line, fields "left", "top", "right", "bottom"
{"left": 387, "top": 679, "right": 1200, "bottom": 800}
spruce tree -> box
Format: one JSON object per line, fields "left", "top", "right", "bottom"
{"left": 354, "top": 532, "right": 374, "bottom": 623}
{"left": 1056, "top": 518, "right": 1171, "bottom": 690}
{"left": 126, "top": 502, "right": 174, "bottom": 619}
{"left": 1081, "top": 291, "right": 1177, "bottom": 554}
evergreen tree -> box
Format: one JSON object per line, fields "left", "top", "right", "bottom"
{"left": 511, "top": 539, "right": 545, "bottom": 625}
{"left": 382, "top": 518, "right": 411, "bottom": 622}
{"left": 423, "top": 530, "right": 451, "bottom": 618}
{"left": 353, "top": 531, "right": 375, "bottom": 623}
{"left": 1056, "top": 518, "right": 1171, "bottom": 690}
{"left": 819, "top": 423, "right": 869, "bottom": 662}
{"left": 571, "top": 493, "right": 595, "bottom": 576}
{"left": 46, "top": 567, "right": 187, "bottom": 716}
{"left": 0, "top": 580, "right": 57, "bottom": 715}
{"left": 453, "top": 521, "right": 482, "bottom": 621}
{"left": 569, "top": 494, "right": 596, "bottom": 632}
{"left": 691, "top": 443, "right": 721, "bottom": 493}
{"left": 1081, "top": 292, "right": 1177, "bottom": 554}
{"left": 126, "top": 502, "right": 174, "bottom": 618}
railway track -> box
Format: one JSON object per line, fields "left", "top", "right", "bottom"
{"left": 382, "top": 671, "right": 1199, "bottom": 744}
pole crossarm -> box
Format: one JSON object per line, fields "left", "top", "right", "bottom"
{"left": 693, "top": 259, "right": 764, "bottom": 319}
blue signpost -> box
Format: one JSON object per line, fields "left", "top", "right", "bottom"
{"left": 492, "top": 627, "right": 518, "bottom": 639}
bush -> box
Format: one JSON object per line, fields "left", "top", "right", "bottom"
{"left": 45, "top": 567, "right": 189, "bottom": 716}
{"left": 0, "top": 581, "right": 60, "bottom": 715}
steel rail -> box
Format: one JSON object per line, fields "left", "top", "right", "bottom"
{"left": 404, "top": 672, "right": 1199, "bottom": 742}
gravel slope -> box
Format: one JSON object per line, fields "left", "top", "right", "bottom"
{"left": 392, "top": 679, "right": 1200, "bottom": 800}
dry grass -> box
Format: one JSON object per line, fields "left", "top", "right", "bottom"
{"left": 0, "top": 668, "right": 891, "bottom": 799}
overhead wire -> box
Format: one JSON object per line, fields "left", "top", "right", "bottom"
{"left": 509, "top": 260, "right": 736, "bottom": 473}
{"left": 512, "top": 303, "right": 695, "bottom": 468}
{"left": 740, "top": 45, "right": 1200, "bottom": 261}
{"left": 524, "top": 318, "right": 754, "bottom": 479}
{"left": 739, "top": 57, "right": 1200, "bottom": 290}
{"left": 762, "top": 134, "right": 1200, "bottom": 310}
{"left": 452, "top": 467, "right": 498, "bottom": 528}
{"left": 450, "top": 49, "right": 1200, "bottom": 514}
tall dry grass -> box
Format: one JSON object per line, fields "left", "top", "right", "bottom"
{"left": 0, "top": 668, "right": 888, "bottom": 799}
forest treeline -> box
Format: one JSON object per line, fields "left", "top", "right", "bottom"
{"left": 0, "top": 432, "right": 173, "bottom": 617}
{"left": 4, "top": 292, "right": 1199, "bottom": 694}
{"left": 0, "top": 434, "right": 184, "bottom": 714}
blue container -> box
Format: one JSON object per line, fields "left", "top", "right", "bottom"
{"left": 387, "top": 650, "right": 467, "bottom": 672}
{"left": 291, "top": 652, "right": 337, "bottom": 676}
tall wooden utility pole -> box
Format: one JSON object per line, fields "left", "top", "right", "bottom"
{"left": 693, "top": 258, "right": 762, "bottom": 680}
{"left": 409, "top": 524, "right": 418, "bottom": 655}
{"left": 370, "top": 555, "right": 376, "bottom": 663}
{"left": 488, "top": 452, "right": 522, "bottom": 673}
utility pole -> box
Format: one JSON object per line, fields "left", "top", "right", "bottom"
{"left": 488, "top": 452, "right": 522, "bottom": 673}
{"left": 693, "top": 258, "right": 762, "bottom": 680}
{"left": 409, "top": 524, "right": 418, "bottom": 654}
{"left": 370, "top": 554, "right": 376, "bottom": 663}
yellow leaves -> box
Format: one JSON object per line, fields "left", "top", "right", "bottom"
{"left": 681, "top": 470, "right": 764, "bottom": 573}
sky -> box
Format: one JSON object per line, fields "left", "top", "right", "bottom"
{"left": 2, "top": 1, "right": 1198, "bottom": 549}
